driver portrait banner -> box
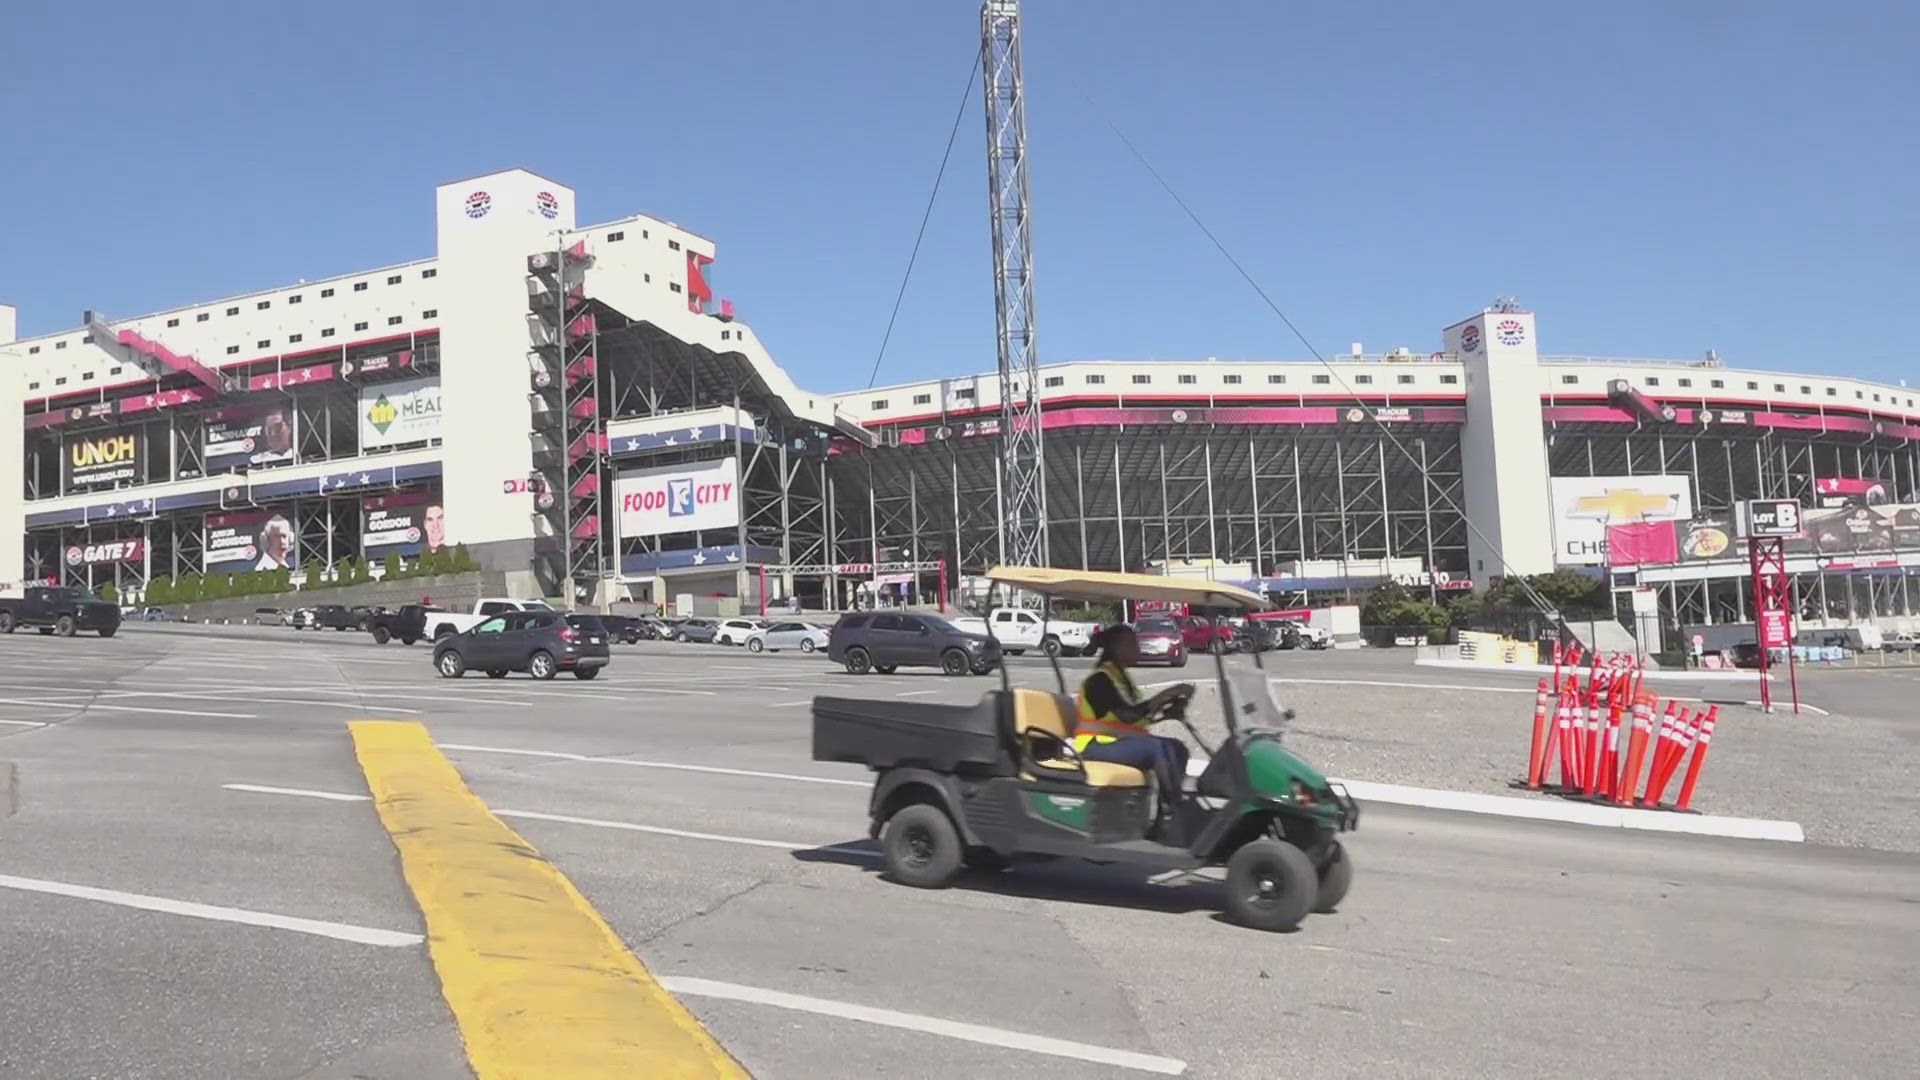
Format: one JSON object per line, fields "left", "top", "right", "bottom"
{"left": 361, "top": 491, "right": 445, "bottom": 557}
{"left": 205, "top": 510, "right": 299, "bottom": 573}
{"left": 205, "top": 406, "right": 296, "bottom": 471}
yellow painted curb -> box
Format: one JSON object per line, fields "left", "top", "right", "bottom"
{"left": 350, "top": 720, "right": 749, "bottom": 1079}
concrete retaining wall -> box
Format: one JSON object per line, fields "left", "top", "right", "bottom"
{"left": 166, "top": 571, "right": 506, "bottom": 624}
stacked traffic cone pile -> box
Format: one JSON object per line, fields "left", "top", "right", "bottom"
{"left": 1522, "top": 643, "right": 1718, "bottom": 812}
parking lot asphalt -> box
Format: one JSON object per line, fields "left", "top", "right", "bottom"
{"left": 2, "top": 627, "right": 1917, "bottom": 1079}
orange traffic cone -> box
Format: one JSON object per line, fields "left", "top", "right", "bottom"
{"left": 1673, "top": 706, "right": 1719, "bottom": 812}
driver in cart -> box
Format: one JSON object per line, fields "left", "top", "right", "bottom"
{"left": 1075, "top": 624, "right": 1194, "bottom": 821}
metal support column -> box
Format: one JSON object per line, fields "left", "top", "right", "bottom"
{"left": 1112, "top": 441, "right": 1127, "bottom": 572}
{"left": 1202, "top": 441, "right": 1218, "bottom": 573}
{"left": 1074, "top": 444, "right": 1088, "bottom": 571}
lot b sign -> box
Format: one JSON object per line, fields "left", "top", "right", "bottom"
{"left": 1739, "top": 499, "right": 1802, "bottom": 539}
{"left": 614, "top": 456, "right": 740, "bottom": 541}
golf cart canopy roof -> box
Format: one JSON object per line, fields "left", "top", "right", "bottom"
{"left": 984, "top": 566, "right": 1269, "bottom": 610}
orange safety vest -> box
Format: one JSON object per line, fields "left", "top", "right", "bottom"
{"left": 1074, "top": 661, "right": 1147, "bottom": 750}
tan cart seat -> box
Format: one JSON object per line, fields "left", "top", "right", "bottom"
{"left": 1010, "top": 688, "right": 1146, "bottom": 788}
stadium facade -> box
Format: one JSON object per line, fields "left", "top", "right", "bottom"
{"left": 7, "top": 169, "right": 1920, "bottom": 637}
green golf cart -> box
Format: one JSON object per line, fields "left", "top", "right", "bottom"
{"left": 812, "top": 566, "right": 1358, "bottom": 932}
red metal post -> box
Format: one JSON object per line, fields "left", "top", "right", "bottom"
{"left": 757, "top": 564, "right": 767, "bottom": 617}
{"left": 937, "top": 559, "right": 947, "bottom": 614}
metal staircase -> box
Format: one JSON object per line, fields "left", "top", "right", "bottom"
{"left": 526, "top": 241, "right": 605, "bottom": 599}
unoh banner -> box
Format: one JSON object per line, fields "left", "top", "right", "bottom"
{"left": 64, "top": 430, "right": 144, "bottom": 488}
{"left": 358, "top": 376, "right": 442, "bottom": 450}
{"left": 362, "top": 491, "right": 445, "bottom": 557}
{"left": 614, "top": 456, "right": 740, "bottom": 541}
{"left": 205, "top": 510, "right": 299, "bottom": 573}
{"left": 1548, "top": 474, "right": 1694, "bottom": 566}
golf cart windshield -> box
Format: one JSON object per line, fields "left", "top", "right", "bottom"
{"left": 1224, "top": 669, "right": 1293, "bottom": 735}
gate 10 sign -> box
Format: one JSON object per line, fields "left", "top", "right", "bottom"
{"left": 1739, "top": 499, "right": 1803, "bottom": 539}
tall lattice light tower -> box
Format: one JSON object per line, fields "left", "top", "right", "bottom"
{"left": 982, "top": 0, "right": 1047, "bottom": 567}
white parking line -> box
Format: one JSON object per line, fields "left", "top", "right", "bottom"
{"left": 660, "top": 977, "right": 1186, "bottom": 1075}
{"left": 223, "top": 783, "right": 371, "bottom": 802}
{"left": 771, "top": 700, "right": 812, "bottom": 707}
{"left": 222, "top": 783, "right": 876, "bottom": 856}
{"left": 0, "top": 718, "right": 47, "bottom": 728}
{"left": 893, "top": 690, "right": 940, "bottom": 697}
{"left": 435, "top": 743, "right": 868, "bottom": 786}
{"left": 0, "top": 873, "right": 422, "bottom": 947}
{"left": 95, "top": 690, "right": 421, "bottom": 714}
{"left": 0, "top": 697, "right": 257, "bottom": 719}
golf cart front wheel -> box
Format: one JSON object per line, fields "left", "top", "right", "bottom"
{"left": 1315, "top": 841, "right": 1353, "bottom": 913}
{"left": 1224, "top": 838, "right": 1316, "bottom": 932}
{"left": 881, "top": 804, "right": 962, "bottom": 889}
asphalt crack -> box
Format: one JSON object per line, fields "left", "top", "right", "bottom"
{"left": 635, "top": 877, "right": 773, "bottom": 948}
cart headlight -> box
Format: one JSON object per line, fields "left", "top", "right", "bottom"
{"left": 1288, "top": 779, "right": 1317, "bottom": 805}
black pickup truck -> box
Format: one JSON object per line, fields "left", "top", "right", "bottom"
{"left": 0, "top": 586, "right": 123, "bottom": 638}
{"left": 366, "top": 604, "right": 443, "bottom": 645}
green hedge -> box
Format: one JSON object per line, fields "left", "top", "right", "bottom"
{"left": 141, "top": 544, "right": 477, "bottom": 604}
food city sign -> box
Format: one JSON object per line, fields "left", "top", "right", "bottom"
{"left": 65, "top": 539, "right": 145, "bottom": 567}
{"left": 614, "top": 456, "right": 741, "bottom": 541}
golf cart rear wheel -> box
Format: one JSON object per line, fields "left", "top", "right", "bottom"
{"left": 881, "top": 804, "right": 962, "bottom": 889}
{"left": 1314, "top": 840, "right": 1353, "bottom": 914}
{"left": 1224, "top": 838, "right": 1316, "bottom": 932}
{"left": 940, "top": 649, "right": 969, "bottom": 676}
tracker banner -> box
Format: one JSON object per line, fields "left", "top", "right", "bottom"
{"left": 205, "top": 407, "right": 296, "bottom": 471}
{"left": 205, "top": 510, "right": 298, "bottom": 572}
{"left": 64, "top": 431, "right": 143, "bottom": 488}
{"left": 361, "top": 492, "right": 446, "bottom": 557}
{"left": 614, "top": 456, "right": 740, "bottom": 541}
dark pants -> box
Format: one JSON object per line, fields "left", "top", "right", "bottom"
{"left": 1081, "top": 735, "right": 1189, "bottom": 805}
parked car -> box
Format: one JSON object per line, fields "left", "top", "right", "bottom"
{"left": 433, "top": 608, "right": 610, "bottom": 681}
{"left": 307, "top": 604, "right": 361, "bottom": 632}
{"left": 1175, "top": 614, "right": 1238, "bottom": 654}
{"left": 253, "top": 607, "right": 286, "bottom": 626}
{"left": 0, "top": 586, "right": 122, "bottom": 638}
{"left": 714, "top": 617, "right": 768, "bottom": 646}
{"left": 349, "top": 606, "right": 378, "bottom": 631}
{"left": 424, "top": 597, "right": 557, "bottom": 640}
{"left": 827, "top": 611, "right": 1000, "bottom": 676}
{"left": 1272, "top": 619, "right": 1333, "bottom": 650}
{"left": 288, "top": 607, "right": 318, "bottom": 630}
{"left": 745, "top": 621, "right": 830, "bottom": 653}
{"left": 672, "top": 618, "right": 719, "bottom": 644}
{"left": 949, "top": 607, "right": 1097, "bottom": 657}
{"left": 1130, "top": 617, "right": 1189, "bottom": 667}
{"left": 636, "top": 617, "right": 672, "bottom": 640}
{"left": 367, "top": 604, "right": 446, "bottom": 645}
{"left": 599, "top": 614, "right": 642, "bottom": 644}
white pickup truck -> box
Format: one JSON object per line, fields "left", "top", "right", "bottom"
{"left": 426, "top": 597, "right": 555, "bottom": 640}
{"left": 950, "top": 607, "right": 1098, "bottom": 657}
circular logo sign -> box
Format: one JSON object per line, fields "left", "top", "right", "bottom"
{"left": 241, "top": 437, "right": 256, "bottom": 452}
{"left": 1345, "top": 408, "right": 1366, "bottom": 422}
{"left": 536, "top": 191, "right": 560, "bottom": 220}
{"left": 464, "top": 191, "right": 492, "bottom": 219}
{"left": 1495, "top": 319, "right": 1526, "bottom": 346}
{"left": 1697, "top": 410, "right": 1714, "bottom": 424}
{"left": 242, "top": 545, "right": 258, "bottom": 560}
{"left": 1170, "top": 409, "right": 1189, "bottom": 423}
{"left": 1460, "top": 325, "right": 1481, "bottom": 353}
{"left": 406, "top": 528, "right": 422, "bottom": 543}
{"left": 64, "top": 546, "right": 83, "bottom": 566}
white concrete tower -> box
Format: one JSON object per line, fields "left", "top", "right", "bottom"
{"left": 433, "top": 169, "right": 577, "bottom": 591}
{"left": 0, "top": 303, "right": 21, "bottom": 588}
{"left": 1448, "top": 305, "right": 1554, "bottom": 581}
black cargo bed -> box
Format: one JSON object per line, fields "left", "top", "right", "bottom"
{"left": 812, "top": 693, "right": 1010, "bottom": 773}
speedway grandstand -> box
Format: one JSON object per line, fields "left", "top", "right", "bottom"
{"left": 6, "top": 170, "right": 1920, "bottom": 643}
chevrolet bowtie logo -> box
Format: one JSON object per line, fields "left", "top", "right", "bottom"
{"left": 1571, "top": 488, "right": 1678, "bottom": 523}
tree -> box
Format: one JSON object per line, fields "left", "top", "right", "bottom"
{"left": 382, "top": 552, "right": 403, "bottom": 581}
{"left": 146, "top": 577, "right": 173, "bottom": 605}
{"left": 272, "top": 567, "right": 293, "bottom": 593}
{"left": 1521, "top": 570, "right": 1605, "bottom": 611}
{"left": 302, "top": 558, "right": 327, "bottom": 590}
{"left": 201, "top": 573, "right": 228, "bottom": 601}
{"left": 452, "top": 543, "right": 477, "bottom": 573}
{"left": 174, "top": 573, "right": 202, "bottom": 603}
{"left": 97, "top": 582, "right": 118, "bottom": 604}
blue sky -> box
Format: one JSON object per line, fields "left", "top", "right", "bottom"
{"left": 3, "top": 1, "right": 1915, "bottom": 391}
